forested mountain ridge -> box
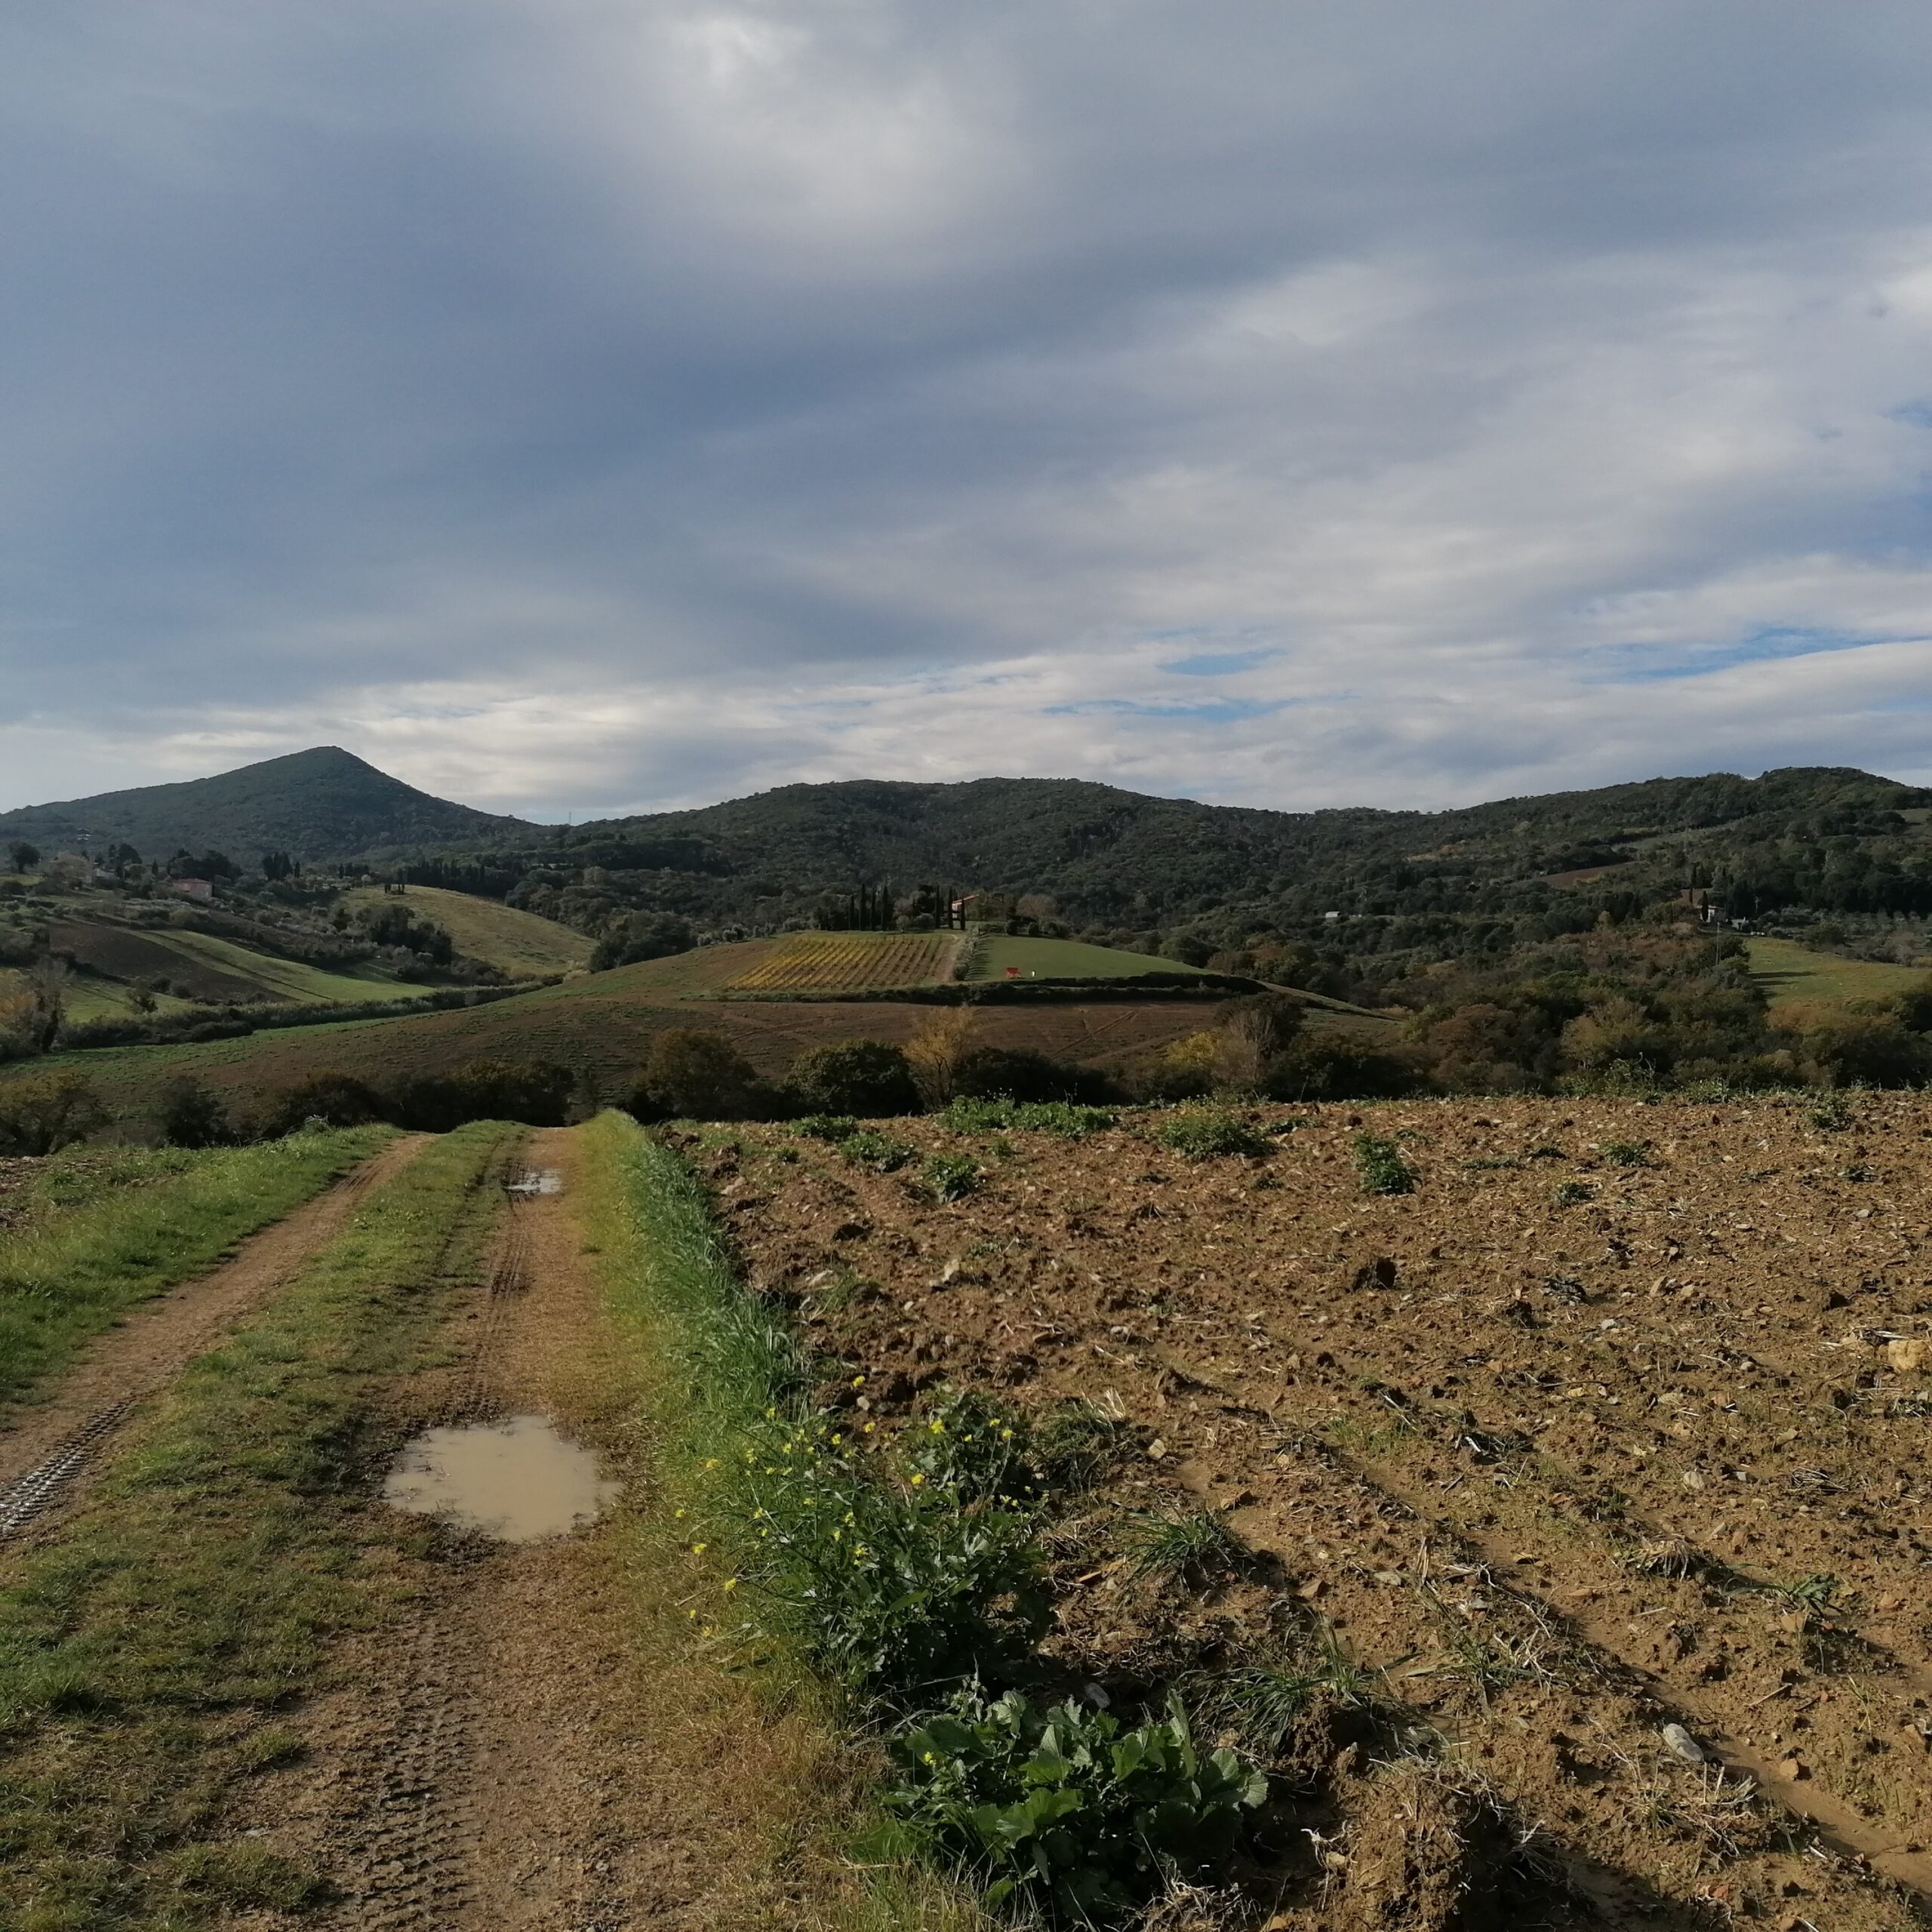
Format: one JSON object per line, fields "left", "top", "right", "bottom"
{"left": 463, "top": 764, "right": 1931, "bottom": 949}
{"left": 11, "top": 752, "right": 1930, "bottom": 968}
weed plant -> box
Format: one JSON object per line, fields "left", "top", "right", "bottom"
{"left": 795, "top": 1114, "right": 858, "bottom": 1142}
{"left": 941, "top": 1097, "right": 1118, "bottom": 1137}
{"left": 921, "top": 1154, "right": 980, "bottom": 1202}
{"left": 736, "top": 1414, "right": 1049, "bottom": 1703}
{"left": 885, "top": 1688, "right": 1266, "bottom": 1924}
{"left": 1599, "top": 1140, "right": 1654, "bottom": 1168}
{"left": 1550, "top": 1179, "right": 1594, "bottom": 1206}
{"left": 838, "top": 1130, "right": 916, "bottom": 1173}
{"left": 1352, "top": 1133, "right": 1414, "bottom": 1195}
{"left": 1152, "top": 1111, "right": 1269, "bottom": 1161}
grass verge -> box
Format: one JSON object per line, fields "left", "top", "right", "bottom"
{"left": 0, "top": 1121, "right": 515, "bottom": 1930}
{"left": 574, "top": 1110, "right": 998, "bottom": 1932}
{"left": 0, "top": 1125, "right": 392, "bottom": 1411}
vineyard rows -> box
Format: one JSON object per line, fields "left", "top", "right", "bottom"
{"left": 721, "top": 931, "right": 958, "bottom": 993}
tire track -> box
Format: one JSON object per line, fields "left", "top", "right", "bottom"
{"left": 0, "top": 1137, "right": 426, "bottom": 1546}
{"left": 335, "top": 1158, "right": 540, "bottom": 1930}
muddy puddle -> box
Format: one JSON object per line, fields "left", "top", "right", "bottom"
{"left": 383, "top": 1415, "right": 617, "bottom": 1542}
{"left": 506, "top": 1169, "right": 562, "bottom": 1195}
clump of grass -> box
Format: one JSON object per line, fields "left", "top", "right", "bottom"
{"left": 1809, "top": 1091, "right": 1854, "bottom": 1131}
{"left": 1625, "top": 1758, "right": 1771, "bottom": 1866}
{"left": 1152, "top": 1111, "right": 1269, "bottom": 1161}
{"left": 838, "top": 1129, "right": 915, "bottom": 1174}
{"left": 1124, "top": 1507, "right": 1247, "bottom": 1587}
{"left": 1600, "top": 1140, "right": 1654, "bottom": 1168}
{"left": 920, "top": 1154, "right": 980, "bottom": 1202}
{"left": 1032, "top": 1399, "right": 1129, "bottom": 1493}
{"left": 1550, "top": 1179, "right": 1594, "bottom": 1207}
{"left": 1190, "top": 1628, "right": 1379, "bottom": 1758}
{"left": 792, "top": 1114, "right": 857, "bottom": 1142}
{"left": 1627, "top": 1537, "right": 1724, "bottom": 1583}
{"left": 1353, "top": 1134, "right": 1414, "bottom": 1195}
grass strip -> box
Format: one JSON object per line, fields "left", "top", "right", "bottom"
{"left": 575, "top": 1110, "right": 996, "bottom": 1932}
{"left": 0, "top": 1124, "right": 391, "bottom": 1411}
{"left": 0, "top": 1120, "right": 515, "bottom": 1930}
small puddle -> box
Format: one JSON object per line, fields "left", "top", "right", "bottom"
{"left": 383, "top": 1415, "right": 618, "bottom": 1543}
{"left": 506, "top": 1169, "right": 562, "bottom": 1196}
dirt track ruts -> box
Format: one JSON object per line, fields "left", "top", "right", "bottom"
{"left": 0, "top": 1133, "right": 429, "bottom": 1543}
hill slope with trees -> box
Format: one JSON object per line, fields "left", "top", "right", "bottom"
{"left": 0, "top": 747, "right": 530, "bottom": 866}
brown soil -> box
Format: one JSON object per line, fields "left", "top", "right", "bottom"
{"left": 699, "top": 1092, "right": 1932, "bottom": 1930}
{"left": 245, "top": 1126, "right": 844, "bottom": 1930}
{"left": 0, "top": 1134, "right": 429, "bottom": 1537}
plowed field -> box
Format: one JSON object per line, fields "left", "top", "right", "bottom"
{"left": 720, "top": 931, "right": 959, "bottom": 992}
{"left": 694, "top": 1093, "right": 1932, "bottom": 1929}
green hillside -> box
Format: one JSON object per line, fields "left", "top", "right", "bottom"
{"left": 1746, "top": 937, "right": 1930, "bottom": 1008}
{"left": 0, "top": 746, "right": 531, "bottom": 864}
{"left": 39, "top": 917, "right": 449, "bottom": 1011}
{"left": 337, "top": 884, "right": 590, "bottom": 979}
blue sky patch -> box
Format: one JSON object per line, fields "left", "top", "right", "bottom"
{"left": 1157, "top": 646, "right": 1279, "bottom": 677}
{"left": 1044, "top": 696, "right": 1293, "bottom": 722}
{"left": 1590, "top": 627, "right": 1891, "bottom": 685}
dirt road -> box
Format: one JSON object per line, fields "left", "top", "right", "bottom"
{"left": 0, "top": 1133, "right": 429, "bottom": 1541}
{"left": 237, "top": 1125, "right": 804, "bottom": 1930}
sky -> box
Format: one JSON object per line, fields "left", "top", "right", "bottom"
{"left": 5, "top": 2, "right": 1932, "bottom": 823}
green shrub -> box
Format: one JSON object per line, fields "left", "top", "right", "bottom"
{"left": 839, "top": 1129, "right": 915, "bottom": 1173}
{"left": 952, "top": 1046, "right": 1097, "bottom": 1105}
{"left": 261, "top": 1072, "right": 383, "bottom": 1137}
{"left": 157, "top": 1078, "right": 235, "bottom": 1149}
{"left": 903, "top": 1392, "right": 1037, "bottom": 1505}
{"left": 921, "top": 1153, "right": 980, "bottom": 1202}
{"left": 389, "top": 1058, "right": 574, "bottom": 1131}
{"left": 1352, "top": 1133, "right": 1414, "bottom": 1195}
{"left": 1152, "top": 1111, "right": 1269, "bottom": 1161}
{"left": 0, "top": 1071, "right": 109, "bottom": 1156}
{"left": 886, "top": 1688, "right": 1266, "bottom": 1923}
{"left": 792, "top": 1113, "right": 857, "bottom": 1142}
{"left": 630, "top": 1029, "right": 776, "bottom": 1122}
{"left": 786, "top": 1040, "right": 921, "bottom": 1118}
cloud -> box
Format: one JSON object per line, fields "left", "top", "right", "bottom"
{"left": 4, "top": 2, "right": 1932, "bottom": 817}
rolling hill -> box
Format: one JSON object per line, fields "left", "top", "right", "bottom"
{"left": 0, "top": 747, "right": 531, "bottom": 865}
{"left": 336, "top": 886, "right": 590, "bottom": 980}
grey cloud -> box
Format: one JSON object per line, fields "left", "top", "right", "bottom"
{"left": 5, "top": 2, "right": 1932, "bottom": 814}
